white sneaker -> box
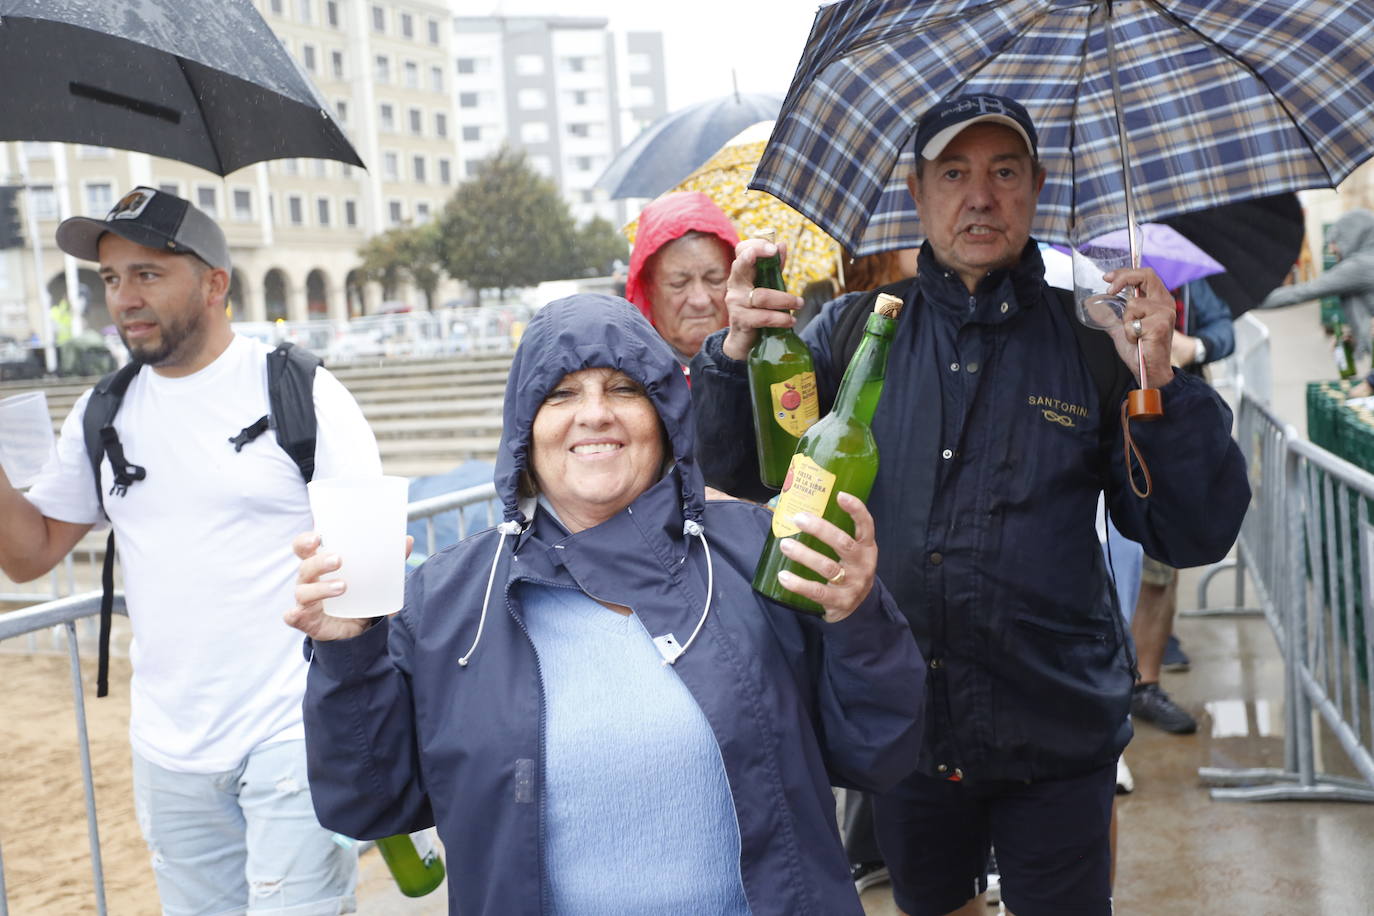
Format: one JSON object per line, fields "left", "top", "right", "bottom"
{"left": 1116, "top": 755, "right": 1135, "bottom": 795}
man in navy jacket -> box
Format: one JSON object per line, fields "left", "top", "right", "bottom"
{"left": 690, "top": 94, "right": 1249, "bottom": 916}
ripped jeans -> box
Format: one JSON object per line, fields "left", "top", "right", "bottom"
{"left": 132, "top": 739, "right": 357, "bottom": 915}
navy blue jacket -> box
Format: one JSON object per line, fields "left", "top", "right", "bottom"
{"left": 302, "top": 294, "right": 926, "bottom": 915}
{"left": 690, "top": 243, "right": 1249, "bottom": 783}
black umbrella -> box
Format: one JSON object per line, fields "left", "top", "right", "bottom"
{"left": 1162, "top": 194, "right": 1306, "bottom": 317}
{"left": 0, "top": 0, "right": 362, "bottom": 175}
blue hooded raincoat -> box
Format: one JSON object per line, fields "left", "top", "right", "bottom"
{"left": 301, "top": 294, "right": 927, "bottom": 915}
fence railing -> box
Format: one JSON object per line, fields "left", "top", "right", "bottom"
{"left": 0, "top": 482, "right": 501, "bottom": 915}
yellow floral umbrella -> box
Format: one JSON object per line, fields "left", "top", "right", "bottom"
{"left": 624, "top": 121, "right": 841, "bottom": 296}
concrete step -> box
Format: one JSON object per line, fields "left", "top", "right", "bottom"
{"left": 367, "top": 416, "right": 504, "bottom": 438}
{"left": 377, "top": 436, "right": 503, "bottom": 458}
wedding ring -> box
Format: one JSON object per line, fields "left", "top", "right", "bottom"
{"left": 748, "top": 288, "right": 757, "bottom": 308}
{"left": 1131, "top": 318, "right": 1143, "bottom": 339}
{"left": 828, "top": 567, "right": 847, "bottom": 585}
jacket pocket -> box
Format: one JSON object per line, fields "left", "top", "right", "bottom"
{"left": 1013, "top": 613, "right": 1109, "bottom": 642}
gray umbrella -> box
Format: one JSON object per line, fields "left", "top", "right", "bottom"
{"left": 0, "top": 0, "right": 363, "bottom": 175}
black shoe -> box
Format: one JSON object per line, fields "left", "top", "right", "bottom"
{"left": 1162, "top": 634, "right": 1191, "bottom": 672}
{"left": 851, "top": 861, "right": 890, "bottom": 894}
{"left": 1131, "top": 682, "right": 1198, "bottom": 734}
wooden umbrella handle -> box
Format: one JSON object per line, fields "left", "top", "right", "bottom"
{"left": 1127, "top": 339, "right": 1164, "bottom": 420}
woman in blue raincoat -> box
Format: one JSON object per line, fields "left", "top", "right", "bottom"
{"left": 285, "top": 293, "right": 925, "bottom": 915}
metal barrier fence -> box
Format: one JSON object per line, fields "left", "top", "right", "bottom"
{"left": 1198, "top": 394, "right": 1374, "bottom": 803}
{"left": 0, "top": 482, "right": 500, "bottom": 915}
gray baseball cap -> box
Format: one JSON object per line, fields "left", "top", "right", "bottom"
{"left": 56, "top": 186, "right": 231, "bottom": 271}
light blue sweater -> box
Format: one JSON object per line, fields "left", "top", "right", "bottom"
{"left": 519, "top": 582, "right": 751, "bottom": 915}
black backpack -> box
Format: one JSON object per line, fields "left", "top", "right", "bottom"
{"left": 829, "top": 277, "right": 1129, "bottom": 428}
{"left": 80, "top": 342, "right": 321, "bottom": 697}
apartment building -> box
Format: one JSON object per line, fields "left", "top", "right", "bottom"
{"left": 0, "top": 4, "right": 668, "bottom": 343}
{"left": 452, "top": 15, "right": 668, "bottom": 227}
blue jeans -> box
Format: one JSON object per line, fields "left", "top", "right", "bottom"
{"left": 132, "top": 739, "right": 357, "bottom": 915}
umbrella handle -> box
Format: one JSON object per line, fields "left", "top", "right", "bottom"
{"left": 1128, "top": 340, "right": 1164, "bottom": 421}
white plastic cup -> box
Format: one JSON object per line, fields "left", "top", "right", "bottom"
{"left": 0, "top": 392, "right": 56, "bottom": 489}
{"left": 308, "top": 475, "right": 409, "bottom": 618}
{"left": 1070, "top": 215, "right": 1142, "bottom": 331}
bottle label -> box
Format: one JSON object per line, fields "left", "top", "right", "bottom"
{"left": 412, "top": 830, "right": 439, "bottom": 867}
{"left": 772, "top": 454, "right": 835, "bottom": 538}
{"left": 769, "top": 372, "right": 820, "bottom": 436}
{"left": 1335, "top": 343, "right": 1354, "bottom": 377}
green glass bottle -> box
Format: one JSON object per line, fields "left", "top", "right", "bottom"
{"left": 376, "top": 831, "right": 446, "bottom": 897}
{"left": 753, "top": 293, "right": 904, "bottom": 615}
{"left": 1335, "top": 322, "right": 1357, "bottom": 379}
{"left": 746, "top": 229, "right": 821, "bottom": 489}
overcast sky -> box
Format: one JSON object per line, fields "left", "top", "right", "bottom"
{"left": 483, "top": 0, "right": 824, "bottom": 109}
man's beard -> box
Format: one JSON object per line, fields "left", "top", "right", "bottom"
{"left": 121, "top": 296, "right": 207, "bottom": 368}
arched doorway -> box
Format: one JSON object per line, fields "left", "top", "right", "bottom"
{"left": 263, "top": 269, "right": 289, "bottom": 321}
{"left": 47, "top": 269, "right": 110, "bottom": 333}
{"left": 344, "top": 269, "right": 366, "bottom": 318}
{"left": 306, "top": 269, "right": 329, "bottom": 318}
{"left": 228, "top": 269, "right": 249, "bottom": 321}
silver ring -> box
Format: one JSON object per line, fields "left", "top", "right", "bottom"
{"left": 1131, "top": 318, "right": 1143, "bottom": 338}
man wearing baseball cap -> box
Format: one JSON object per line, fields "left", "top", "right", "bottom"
{"left": 690, "top": 94, "right": 1248, "bottom": 915}
{"left": 0, "top": 187, "right": 380, "bottom": 912}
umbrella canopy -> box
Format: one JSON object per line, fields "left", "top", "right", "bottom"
{"left": 753, "top": 0, "right": 1374, "bottom": 255}
{"left": 624, "top": 122, "right": 841, "bottom": 295}
{"left": 0, "top": 0, "right": 363, "bottom": 175}
{"left": 1054, "top": 222, "right": 1222, "bottom": 293}
{"left": 1163, "top": 193, "right": 1306, "bottom": 316}
{"left": 596, "top": 92, "right": 784, "bottom": 200}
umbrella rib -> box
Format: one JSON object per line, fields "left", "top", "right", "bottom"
{"left": 175, "top": 56, "right": 228, "bottom": 175}
{"left": 1141, "top": 0, "right": 1336, "bottom": 187}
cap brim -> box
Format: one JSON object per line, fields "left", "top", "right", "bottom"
{"left": 921, "top": 114, "right": 1035, "bottom": 160}
{"left": 56, "top": 217, "right": 182, "bottom": 264}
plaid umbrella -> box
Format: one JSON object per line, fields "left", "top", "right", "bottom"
{"left": 754, "top": 0, "right": 1374, "bottom": 256}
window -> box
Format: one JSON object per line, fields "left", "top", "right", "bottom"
{"left": 461, "top": 125, "right": 480, "bottom": 142}
{"left": 21, "top": 142, "right": 50, "bottom": 159}
{"left": 458, "top": 92, "right": 478, "bottom": 108}
{"left": 301, "top": 44, "right": 317, "bottom": 72}
{"left": 516, "top": 55, "right": 544, "bottom": 76}
{"left": 463, "top": 160, "right": 480, "bottom": 178}
{"left": 344, "top": 199, "right": 358, "bottom": 228}
{"left": 331, "top": 50, "right": 345, "bottom": 80}
{"left": 371, "top": 5, "right": 385, "bottom": 32}
{"left": 415, "top": 202, "right": 431, "bottom": 223}
{"left": 288, "top": 194, "right": 304, "bottom": 226}
{"left": 434, "top": 112, "right": 448, "bottom": 138}
{"left": 325, "top": 0, "right": 339, "bottom": 28}
{"left": 314, "top": 159, "right": 328, "bottom": 178}
{"left": 316, "top": 197, "right": 332, "bottom": 227}
{"left": 564, "top": 57, "right": 586, "bottom": 73}
{"left": 335, "top": 99, "right": 348, "bottom": 123}
{"left": 581, "top": 189, "right": 596, "bottom": 204}
{"left": 404, "top": 60, "right": 419, "bottom": 89}
{"left": 383, "top": 151, "right": 400, "bottom": 181}
{"left": 388, "top": 200, "right": 404, "bottom": 225}
{"left": 400, "top": 12, "right": 414, "bottom": 39}
{"left": 29, "top": 185, "right": 57, "bottom": 221}
{"left": 157, "top": 182, "right": 181, "bottom": 199}
{"left": 78, "top": 145, "right": 112, "bottom": 158}
{"left": 379, "top": 103, "right": 395, "bottom": 131}
{"left": 517, "top": 88, "right": 546, "bottom": 111}
{"left": 375, "top": 54, "right": 390, "bottom": 83}
{"left": 270, "top": 0, "right": 284, "bottom": 14}
{"left": 296, "top": 0, "right": 312, "bottom": 23}
{"left": 438, "top": 158, "right": 452, "bottom": 185}
{"left": 520, "top": 121, "right": 549, "bottom": 143}
{"left": 569, "top": 89, "right": 589, "bottom": 106}
{"left": 412, "top": 155, "right": 427, "bottom": 183}
{"left": 281, "top": 158, "right": 300, "bottom": 176}
{"left": 428, "top": 18, "right": 440, "bottom": 44}
{"left": 232, "top": 188, "right": 253, "bottom": 221}
{"left": 567, "top": 122, "right": 589, "bottom": 138}
{"left": 573, "top": 155, "right": 594, "bottom": 171}
{"left": 456, "top": 58, "right": 476, "bottom": 75}
{"left": 195, "top": 185, "right": 218, "bottom": 218}
{"left": 429, "top": 65, "right": 443, "bottom": 93}
{"left": 408, "top": 107, "right": 423, "bottom": 135}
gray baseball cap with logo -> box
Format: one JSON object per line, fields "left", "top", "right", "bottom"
{"left": 56, "top": 186, "right": 231, "bottom": 272}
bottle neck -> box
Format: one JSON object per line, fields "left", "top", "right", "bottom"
{"left": 755, "top": 253, "right": 791, "bottom": 340}
{"left": 831, "top": 314, "right": 895, "bottom": 426}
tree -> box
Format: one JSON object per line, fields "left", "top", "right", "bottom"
{"left": 437, "top": 146, "right": 577, "bottom": 302}
{"left": 571, "top": 216, "right": 629, "bottom": 278}
{"left": 357, "top": 224, "right": 445, "bottom": 309}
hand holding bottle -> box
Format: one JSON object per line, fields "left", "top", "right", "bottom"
{"left": 284, "top": 531, "right": 414, "bottom": 642}
{"left": 774, "top": 491, "right": 878, "bottom": 622}
{"left": 722, "top": 237, "right": 804, "bottom": 361}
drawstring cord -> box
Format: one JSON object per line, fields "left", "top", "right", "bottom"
{"left": 458, "top": 519, "right": 523, "bottom": 667}
{"left": 662, "top": 519, "right": 713, "bottom": 667}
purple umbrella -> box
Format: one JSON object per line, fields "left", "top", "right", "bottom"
{"left": 1055, "top": 223, "right": 1222, "bottom": 292}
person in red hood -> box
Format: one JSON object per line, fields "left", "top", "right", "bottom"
{"left": 625, "top": 191, "right": 739, "bottom": 365}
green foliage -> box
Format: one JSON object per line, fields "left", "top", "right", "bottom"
{"left": 357, "top": 223, "right": 444, "bottom": 309}
{"left": 571, "top": 216, "right": 629, "bottom": 278}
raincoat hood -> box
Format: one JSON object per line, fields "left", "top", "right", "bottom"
{"left": 494, "top": 293, "right": 705, "bottom": 528}
{"left": 624, "top": 191, "right": 739, "bottom": 322}
{"left": 1330, "top": 209, "right": 1374, "bottom": 261}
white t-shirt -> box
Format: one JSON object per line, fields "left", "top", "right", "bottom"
{"left": 28, "top": 335, "right": 381, "bottom": 773}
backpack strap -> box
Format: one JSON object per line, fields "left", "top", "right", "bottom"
{"left": 266, "top": 342, "right": 321, "bottom": 483}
